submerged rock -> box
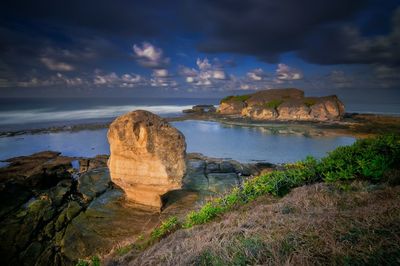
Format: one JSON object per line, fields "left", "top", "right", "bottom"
{"left": 107, "top": 110, "right": 187, "bottom": 209}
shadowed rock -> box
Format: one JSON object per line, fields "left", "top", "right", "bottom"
{"left": 107, "top": 110, "right": 186, "bottom": 209}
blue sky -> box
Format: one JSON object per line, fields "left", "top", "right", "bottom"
{"left": 0, "top": 0, "right": 399, "bottom": 99}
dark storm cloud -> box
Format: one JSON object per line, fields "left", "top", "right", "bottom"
{"left": 0, "top": 0, "right": 177, "bottom": 80}
{"left": 299, "top": 7, "right": 400, "bottom": 66}
{"left": 186, "top": 0, "right": 400, "bottom": 66}
{"left": 0, "top": 0, "right": 172, "bottom": 36}
{"left": 186, "top": 0, "right": 368, "bottom": 62}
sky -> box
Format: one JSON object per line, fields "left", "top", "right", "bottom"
{"left": 0, "top": 0, "right": 399, "bottom": 99}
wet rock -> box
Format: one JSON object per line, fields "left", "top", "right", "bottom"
{"left": 77, "top": 168, "right": 111, "bottom": 201}
{"left": 0, "top": 183, "right": 32, "bottom": 218}
{"left": 183, "top": 173, "right": 209, "bottom": 191}
{"left": 107, "top": 110, "right": 186, "bottom": 209}
{"left": 205, "top": 162, "right": 220, "bottom": 173}
{"left": 79, "top": 155, "right": 109, "bottom": 173}
{"left": 0, "top": 151, "right": 73, "bottom": 189}
{"left": 207, "top": 173, "right": 240, "bottom": 194}
{"left": 61, "top": 188, "right": 159, "bottom": 262}
{"left": 220, "top": 161, "right": 235, "bottom": 173}
{"left": 49, "top": 179, "right": 72, "bottom": 206}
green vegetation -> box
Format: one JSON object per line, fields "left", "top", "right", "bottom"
{"left": 151, "top": 134, "right": 400, "bottom": 236}
{"left": 76, "top": 256, "right": 100, "bottom": 266}
{"left": 220, "top": 94, "right": 251, "bottom": 104}
{"left": 150, "top": 216, "right": 179, "bottom": 241}
{"left": 265, "top": 99, "right": 284, "bottom": 109}
{"left": 115, "top": 244, "right": 134, "bottom": 256}
{"left": 304, "top": 98, "right": 317, "bottom": 107}
{"left": 98, "top": 134, "right": 400, "bottom": 265}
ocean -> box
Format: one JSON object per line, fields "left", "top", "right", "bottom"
{"left": 0, "top": 97, "right": 218, "bottom": 131}
{"left": 0, "top": 97, "right": 398, "bottom": 164}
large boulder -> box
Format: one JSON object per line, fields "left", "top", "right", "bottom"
{"left": 107, "top": 110, "right": 186, "bottom": 209}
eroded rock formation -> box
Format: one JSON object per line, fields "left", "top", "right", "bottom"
{"left": 218, "top": 88, "right": 345, "bottom": 121}
{"left": 107, "top": 110, "right": 186, "bottom": 209}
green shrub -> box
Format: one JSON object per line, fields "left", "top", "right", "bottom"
{"left": 150, "top": 216, "right": 179, "bottom": 241}
{"left": 220, "top": 94, "right": 251, "bottom": 104}
{"left": 181, "top": 134, "right": 400, "bottom": 229}
{"left": 319, "top": 134, "right": 400, "bottom": 182}
{"left": 304, "top": 99, "right": 317, "bottom": 107}
{"left": 116, "top": 244, "right": 133, "bottom": 256}
{"left": 265, "top": 99, "right": 284, "bottom": 109}
{"left": 104, "top": 134, "right": 400, "bottom": 255}
{"left": 75, "top": 256, "right": 100, "bottom": 266}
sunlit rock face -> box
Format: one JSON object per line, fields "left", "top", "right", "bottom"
{"left": 107, "top": 110, "right": 186, "bottom": 209}
{"left": 218, "top": 88, "right": 345, "bottom": 121}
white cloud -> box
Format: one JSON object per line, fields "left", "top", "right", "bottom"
{"left": 180, "top": 57, "right": 227, "bottom": 87}
{"left": 247, "top": 68, "right": 264, "bottom": 81}
{"left": 196, "top": 58, "right": 212, "bottom": 70}
{"left": 133, "top": 42, "right": 169, "bottom": 68}
{"left": 153, "top": 69, "right": 168, "bottom": 77}
{"left": 40, "top": 57, "right": 74, "bottom": 71}
{"left": 275, "top": 63, "right": 303, "bottom": 81}
{"left": 93, "top": 71, "right": 143, "bottom": 88}
{"left": 212, "top": 70, "right": 226, "bottom": 79}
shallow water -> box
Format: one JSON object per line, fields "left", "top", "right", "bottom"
{"left": 0, "top": 120, "right": 355, "bottom": 163}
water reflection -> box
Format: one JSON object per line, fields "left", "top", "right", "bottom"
{"left": 0, "top": 120, "right": 356, "bottom": 164}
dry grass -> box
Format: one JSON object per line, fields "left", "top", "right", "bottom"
{"left": 107, "top": 182, "right": 400, "bottom": 266}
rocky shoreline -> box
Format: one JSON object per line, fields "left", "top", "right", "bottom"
{"left": 0, "top": 150, "right": 274, "bottom": 265}
{"left": 1, "top": 111, "right": 399, "bottom": 139}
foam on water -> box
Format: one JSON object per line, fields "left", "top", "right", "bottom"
{"left": 0, "top": 105, "right": 193, "bottom": 125}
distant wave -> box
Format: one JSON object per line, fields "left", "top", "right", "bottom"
{"left": 0, "top": 105, "right": 193, "bottom": 125}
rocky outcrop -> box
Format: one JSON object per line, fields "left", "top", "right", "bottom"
{"left": 218, "top": 88, "right": 345, "bottom": 121}
{"left": 0, "top": 151, "right": 274, "bottom": 266}
{"left": 183, "top": 105, "right": 216, "bottom": 114}
{"left": 107, "top": 110, "right": 186, "bottom": 209}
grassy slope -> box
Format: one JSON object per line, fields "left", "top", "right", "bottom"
{"left": 103, "top": 135, "right": 400, "bottom": 265}
{"left": 111, "top": 182, "right": 400, "bottom": 265}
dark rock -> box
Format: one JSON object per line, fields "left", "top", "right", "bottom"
{"left": 220, "top": 161, "right": 235, "bottom": 173}
{"left": 205, "top": 162, "right": 220, "bottom": 173}
{"left": 207, "top": 173, "right": 239, "bottom": 194}
{"left": 77, "top": 168, "right": 111, "bottom": 201}
{"left": 49, "top": 179, "right": 72, "bottom": 206}
{"left": 78, "top": 155, "right": 108, "bottom": 173}
{"left": 183, "top": 105, "right": 216, "bottom": 114}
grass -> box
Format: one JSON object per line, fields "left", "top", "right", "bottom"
{"left": 128, "top": 182, "right": 400, "bottom": 265}
{"left": 304, "top": 98, "right": 317, "bottom": 107}
{"left": 76, "top": 256, "right": 100, "bottom": 266}
{"left": 105, "top": 134, "right": 400, "bottom": 265}
{"left": 149, "top": 134, "right": 400, "bottom": 237}
{"left": 220, "top": 94, "right": 251, "bottom": 104}
{"left": 265, "top": 99, "right": 284, "bottom": 109}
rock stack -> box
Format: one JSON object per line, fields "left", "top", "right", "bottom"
{"left": 107, "top": 110, "right": 186, "bottom": 209}
{"left": 218, "top": 88, "right": 345, "bottom": 121}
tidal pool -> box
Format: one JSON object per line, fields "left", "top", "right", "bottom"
{"left": 0, "top": 120, "right": 355, "bottom": 164}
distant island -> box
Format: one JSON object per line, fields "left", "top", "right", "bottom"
{"left": 218, "top": 88, "right": 345, "bottom": 121}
